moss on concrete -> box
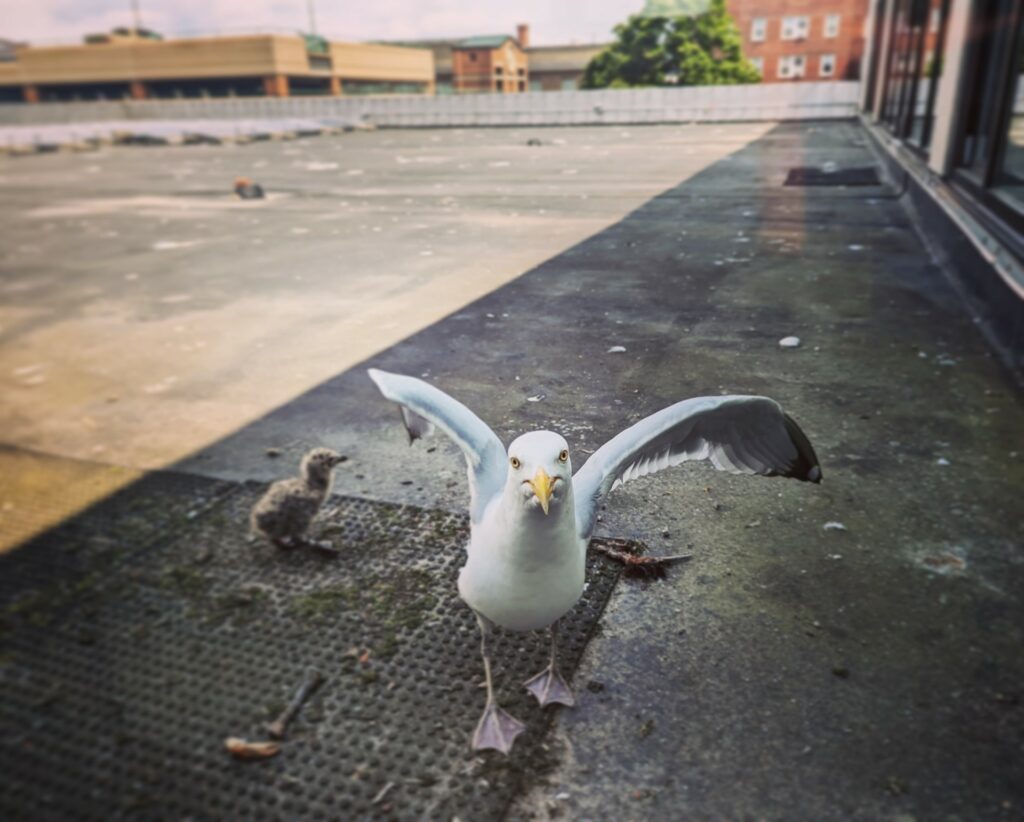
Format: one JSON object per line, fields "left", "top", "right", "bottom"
{"left": 291, "top": 583, "right": 359, "bottom": 622}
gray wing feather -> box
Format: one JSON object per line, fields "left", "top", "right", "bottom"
{"left": 573, "top": 395, "right": 821, "bottom": 540}
{"left": 400, "top": 406, "right": 435, "bottom": 443}
{"left": 367, "top": 369, "right": 507, "bottom": 523}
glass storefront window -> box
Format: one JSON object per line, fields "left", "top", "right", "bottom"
{"left": 993, "top": 31, "right": 1024, "bottom": 209}
{"left": 951, "top": 0, "right": 1024, "bottom": 237}
{"left": 958, "top": 0, "right": 1021, "bottom": 173}
{"left": 908, "top": 0, "right": 950, "bottom": 149}
{"left": 879, "top": 0, "right": 949, "bottom": 151}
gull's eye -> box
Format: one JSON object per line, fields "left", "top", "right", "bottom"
{"left": 558, "top": 449, "right": 569, "bottom": 463}
{"left": 510, "top": 456, "right": 521, "bottom": 470}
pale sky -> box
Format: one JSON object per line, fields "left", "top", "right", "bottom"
{"left": 1, "top": 1, "right": 646, "bottom": 46}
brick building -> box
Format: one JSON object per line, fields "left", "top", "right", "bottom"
{"left": 451, "top": 34, "right": 527, "bottom": 93}
{"left": 391, "top": 26, "right": 528, "bottom": 94}
{"left": 728, "top": 0, "right": 870, "bottom": 82}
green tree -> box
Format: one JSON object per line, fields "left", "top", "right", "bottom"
{"left": 583, "top": 0, "right": 760, "bottom": 89}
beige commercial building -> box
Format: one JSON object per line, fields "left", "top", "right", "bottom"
{"left": 0, "top": 31, "right": 435, "bottom": 102}
{"left": 526, "top": 43, "right": 607, "bottom": 91}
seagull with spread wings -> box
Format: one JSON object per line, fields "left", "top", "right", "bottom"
{"left": 368, "top": 369, "right": 821, "bottom": 754}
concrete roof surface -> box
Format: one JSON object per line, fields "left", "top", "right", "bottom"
{"left": 0, "top": 121, "right": 1021, "bottom": 819}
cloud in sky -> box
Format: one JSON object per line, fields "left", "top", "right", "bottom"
{"left": 3, "top": 0, "right": 642, "bottom": 45}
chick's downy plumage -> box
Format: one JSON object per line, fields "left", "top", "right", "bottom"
{"left": 250, "top": 448, "right": 347, "bottom": 547}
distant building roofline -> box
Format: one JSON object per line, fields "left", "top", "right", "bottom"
{"left": 525, "top": 43, "right": 612, "bottom": 52}
{"left": 454, "top": 35, "right": 519, "bottom": 49}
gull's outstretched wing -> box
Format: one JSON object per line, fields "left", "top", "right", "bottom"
{"left": 367, "top": 369, "right": 507, "bottom": 523}
{"left": 573, "top": 396, "right": 821, "bottom": 540}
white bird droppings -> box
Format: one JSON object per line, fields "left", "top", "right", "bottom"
{"left": 779, "top": 336, "right": 801, "bottom": 348}
{"left": 607, "top": 345, "right": 627, "bottom": 353}
{"left": 823, "top": 521, "right": 847, "bottom": 531}
{"left": 152, "top": 240, "right": 198, "bottom": 251}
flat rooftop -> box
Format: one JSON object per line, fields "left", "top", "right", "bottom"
{"left": 1, "top": 122, "right": 1022, "bottom": 819}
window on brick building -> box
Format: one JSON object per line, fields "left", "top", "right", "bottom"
{"left": 751, "top": 18, "right": 767, "bottom": 42}
{"left": 825, "top": 14, "right": 841, "bottom": 38}
{"left": 781, "top": 16, "right": 810, "bottom": 40}
{"left": 749, "top": 56, "right": 764, "bottom": 75}
{"left": 820, "top": 54, "right": 836, "bottom": 77}
{"left": 778, "top": 55, "right": 806, "bottom": 78}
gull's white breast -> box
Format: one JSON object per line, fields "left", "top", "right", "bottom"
{"left": 457, "top": 507, "right": 585, "bottom": 632}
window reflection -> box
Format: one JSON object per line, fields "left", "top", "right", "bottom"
{"left": 909, "top": 0, "right": 949, "bottom": 148}
{"left": 959, "top": 0, "right": 1019, "bottom": 172}
{"left": 881, "top": 0, "right": 947, "bottom": 149}
{"left": 995, "top": 41, "right": 1024, "bottom": 208}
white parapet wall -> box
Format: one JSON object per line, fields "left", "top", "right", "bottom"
{"left": 0, "top": 82, "right": 860, "bottom": 127}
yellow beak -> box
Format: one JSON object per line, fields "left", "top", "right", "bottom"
{"left": 529, "top": 468, "right": 553, "bottom": 515}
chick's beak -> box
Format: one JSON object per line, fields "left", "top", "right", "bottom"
{"left": 529, "top": 468, "right": 553, "bottom": 515}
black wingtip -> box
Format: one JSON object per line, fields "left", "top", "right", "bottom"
{"left": 399, "top": 405, "right": 435, "bottom": 446}
{"left": 783, "top": 413, "right": 823, "bottom": 483}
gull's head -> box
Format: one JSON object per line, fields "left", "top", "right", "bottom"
{"left": 301, "top": 448, "right": 347, "bottom": 486}
{"left": 506, "top": 430, "right": 571, "bottom": 516}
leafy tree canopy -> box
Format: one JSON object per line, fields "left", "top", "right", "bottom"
{"left": 583, "top": 0, "right": 760, "bottom": 89}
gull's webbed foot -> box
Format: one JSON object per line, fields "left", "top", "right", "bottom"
{"left": 524, "top": 665, "right": 575, "bottom": 708}
{"left": 472, "top": 703, "right": 526, "bottom": 754}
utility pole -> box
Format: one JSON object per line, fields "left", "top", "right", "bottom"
{"left": 131, "top": 0, "right": 142, "bottom": 33}
{"left": 306, "top": 0, "right": 318, "bottom": 34}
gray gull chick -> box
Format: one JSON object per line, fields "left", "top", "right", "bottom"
{"left": 250, "top": 448, "right": 347, "bottom": 549}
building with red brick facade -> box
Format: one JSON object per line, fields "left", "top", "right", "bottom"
{"left": 451, "top": 35, "right": 527, "bottom": 93}
{"left": 728, "top": 0, "right": 870, "bottom": 82}
{"left": 392, "top": 28, "right": 528, "bottom": 94}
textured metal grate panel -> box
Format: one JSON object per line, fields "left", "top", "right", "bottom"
{"left": 0, "top": 471, "right": 234, "bottom": 603}
{"left": 784, "top": 166, "right": 881, "bottom": 186}
{"left": 0, "top": 480, "right": 623, "bottom": 821}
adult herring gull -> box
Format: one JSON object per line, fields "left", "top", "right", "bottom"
{"left": 368, "top": 369, "right": 821, "bottom": 754}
